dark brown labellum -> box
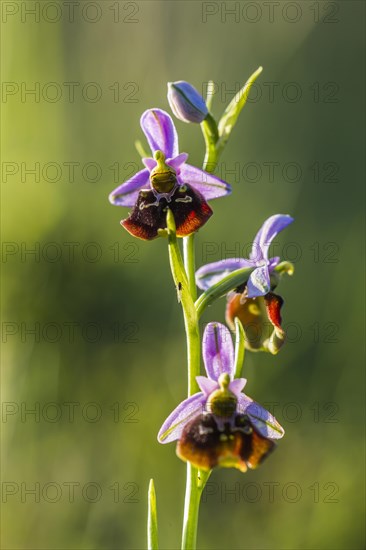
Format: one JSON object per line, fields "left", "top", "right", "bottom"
{"left": 176, "top": 413, "right": 275, "bottom": 472}
{"left": 121, "top": 184, "right": 212, "bottom": 240}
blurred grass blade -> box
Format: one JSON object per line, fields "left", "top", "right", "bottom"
{"left": 135, "top": 139, "right": 149, "bottom": 158}
{"left": 147, "top": 479, "right": 159, "bottom": 550}
{"left": 217, "top": 66, "right": 263, "bottom": 154}
{"left": 234, "top": 317, "right": 245, "bottom": 379}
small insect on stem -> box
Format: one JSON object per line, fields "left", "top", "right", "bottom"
{"left": 177, "top": 281, "right": 183, "bottom": 303}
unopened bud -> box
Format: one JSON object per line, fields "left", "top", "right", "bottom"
{"left": 167, "top": 81, "right": 208, "bottom": 123}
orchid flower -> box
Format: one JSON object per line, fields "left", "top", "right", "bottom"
{"left": 196, "top": 215, "right": 294, "bottom": 354}
{"left": 109, "top": 109, "right": 231, "bottom": 240}
{"left": 158, "top": 323, "right": 284, "bottom": 472}
{"left": 196, "top": 214, "right": 294, "bottom": 297}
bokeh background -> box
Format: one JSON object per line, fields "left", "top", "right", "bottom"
{"left": 1, "top": 1, "right": 365, "bottom": 549}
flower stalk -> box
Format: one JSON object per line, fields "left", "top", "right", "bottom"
{"left": 166, "top": 210, "right": 209, "bottom": 549}
{"left": 178, "top": 105, "right": 223, "bottom": 548}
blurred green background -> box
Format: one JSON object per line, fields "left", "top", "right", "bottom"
{"left": 1, "top": 1, "right": 365, "bottom": 549}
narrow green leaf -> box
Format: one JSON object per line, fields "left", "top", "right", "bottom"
{"left": 195, "top": 266, "right": 255, "bottom": 319}
{"left": 234, "top": 317, "right": 245, "bottom": 379}
{"left": 147, "top": 479, "right": 159, "bottom": 550}
{"left": 217, "top": 66, "right": 263, "bottom": 154}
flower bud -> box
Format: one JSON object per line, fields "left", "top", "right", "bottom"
{"left": 167, "top": 81, "right": 208, "bottom": 123}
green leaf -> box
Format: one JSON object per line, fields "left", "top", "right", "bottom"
{"left": 147, "top": 479, "right": 159, "bottom": 550}
{"left": 233, "top": 317, "right": 245, "bottom": 379}
{"left": 217, "top": 66, "right": 263, "bottom": 155}
{"left": 195, "top": 266, "right": 255, "bottom": 319}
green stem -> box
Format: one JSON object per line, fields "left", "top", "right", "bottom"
{"left": 200, "top": 113, "right": 219, "bottom": 172}
{"left": 181, "top": 464, "right": 200, "bottom": 550}
{"left": 181, "top": 466, "right": 211, "bottom": 550}
{"left": 179, "top": 116, "right": 222, "bottom": 549}
{"left": 180, "top": 230, "right": 203, "bottom": 549}
{"left": 166, "top": 211, "right": 200, "bottom": 396}
{"left": 183, "top": 233, "right": 197, "bottom": 301}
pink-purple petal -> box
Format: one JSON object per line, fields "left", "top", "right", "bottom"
{"left": 109, "top": 169, "right": 150, "bottom": 207}
{"left": 168, "top": 153, "right": 189, "bottom": 171}
{"left": 229, "top": 378, "right": 247, "bottom": 396}
{"left": 140, "top": 109, "right": 178, "bottom": 159}
{"left": 196, "top": 376, "right": 218, "bottom": 396}
{"left": 202, "top": 322, "right": 235, "bottom": 381}
{"left": 246, "top": 265, "right": 271, "bottom": 298}
{"left": 252, "top": 215, "right": 294, "bottom": 261}
{"left": 179, "top": 164, "right": 231, "bottom": 200}
{"left": 142, "top": 157, "right": 156, "bottom": 170}
{"left": 196, "top": 258, "right": 253, "bottom": 291}
{"left": 157, "top": 392, "right": 205, "bottom": 444}
{"left": 239, "top": 395, "right": 285, "bottom": 439}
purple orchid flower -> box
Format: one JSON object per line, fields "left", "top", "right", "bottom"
{"left": 109, "top": 109, "right": 231, "bottom": 240}
{"left": 158, "top": 323, "right": 284, "bottom": 471}
{"left": 195, "top": 214, "right": 294, "bottom": 298}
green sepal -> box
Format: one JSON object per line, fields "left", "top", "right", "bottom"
{"left": 233, "top": 317, "right": 246, "bottom": 379}
{"left": 195, "top": 266, "right": 255, "bottom": 319}
{"left": 147, "top": 479, "right": 159, "bottom": 550}
{"left": 274, "top": 261, "right": 295, "bottom": 277}
{"left": 216, "top": 66, "right": 263, "bottom": 155}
